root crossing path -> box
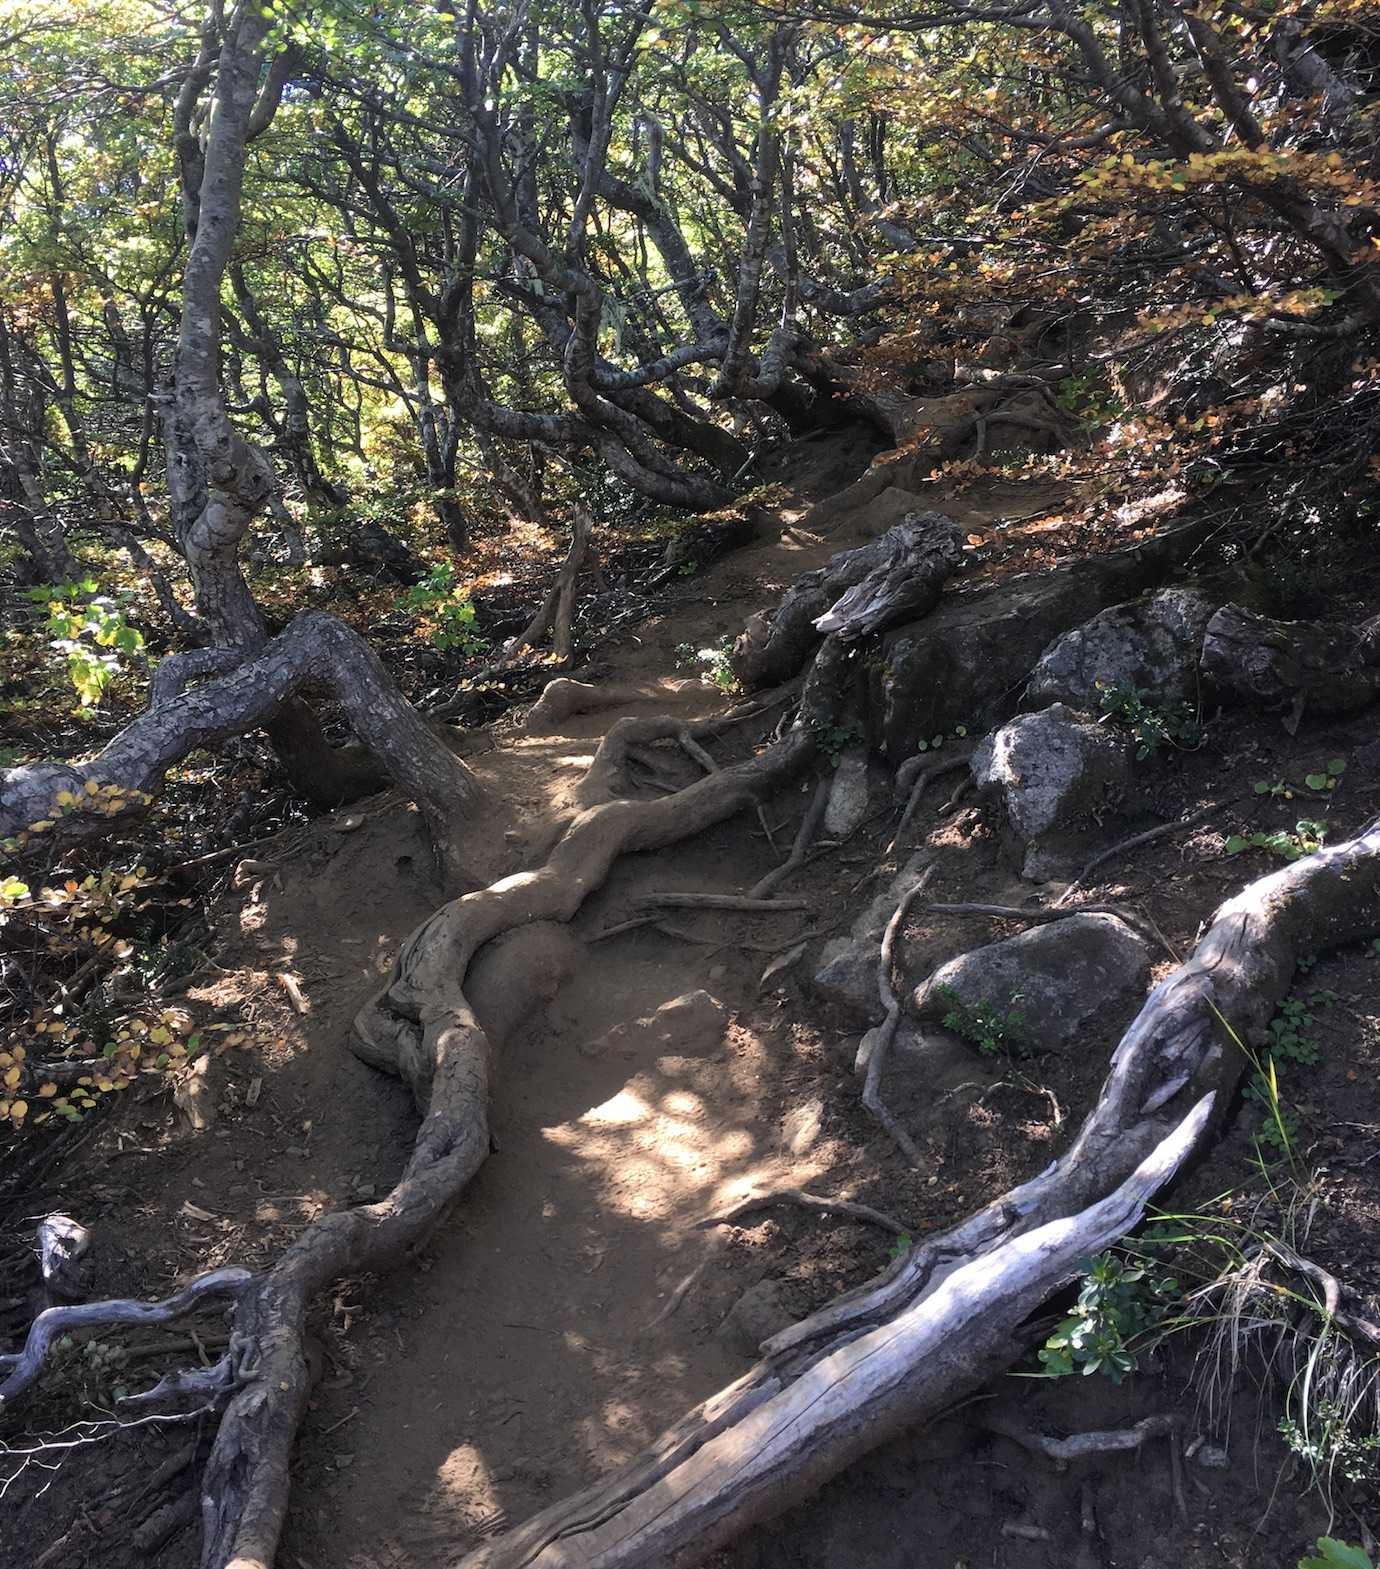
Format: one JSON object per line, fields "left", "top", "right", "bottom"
{"left": 159, "top": 466, "right": 1262, "bottom": 1569}
{"left": 233, "top": 471, "right": 994, "bottom": 1567}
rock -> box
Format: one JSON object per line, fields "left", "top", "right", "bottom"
{"left": 823, "top": 747, "right": 873, "bottom": 836}
{"left": 972, "top": 703, "right": 1133, "bottom": 880}
{"left": 781, "top": 1097, "right": 824, "bottom": 1155}
{"left": 716, "top": 1279, "right": 794, "bottom": 1357}
{"left": 869, "top": 549, "right": 1162, "bottom": 762}
{"left": 911, "top": 913, "right": 1154, "bottom": 1054}
{"left": 811, "top": 854, "right": 931, "bottom": 1023}
{"left": 1027, "top": 587, "right": 1216, "bottom": 709}
{"left": 1193, "top": 1440, "right": 1230, "bottom": 1470}
{"left": 581, "top": 989, "right": 727, "bottom": 1059}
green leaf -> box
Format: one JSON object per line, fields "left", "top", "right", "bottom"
{"left": 1299, "top": 1539, "right": 1375, "bottom": 1569}
{"left": 1253, "top": 780, "right": 1271, "bottom": 794}
{"left": 1327, "top": 757, "right": 1346, "bottom": 776}
{"left": 1224, "top": 835, "right": 1249, "bottom": 854}
{"left": 1304, "top": 774, "right": 1327, "bottom": 791}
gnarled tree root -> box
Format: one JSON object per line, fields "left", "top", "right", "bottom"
{"left": 193, "top": 699, "right": 829, "bottom": 1569}
{"left": 0, "top": 609, "right": 482, "bottom": 886}
{"left": 456, "top": 815, "right": 1380, "bottom": 1569}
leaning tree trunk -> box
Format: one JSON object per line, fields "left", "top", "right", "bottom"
{"left": 0, "top": 611, "right": 482, "bottom": 885}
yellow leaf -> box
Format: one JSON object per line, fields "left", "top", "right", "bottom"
{"left": 12, "top": 1046, "right": 24, "bottom": 1060}
{"left": 56, "top": 790, "right": 76, "bottom": 807}
{"left": 149, "top": 1026, "right": 173, "bottom": 1046}
{"left": 37, "top": 1082, "right": 57, "bottom": 1098}
{"left": 3, "top": 1066, "right": 20, "bottom": 1089}
{"left": 28, "top": 820, "right": 54, "bottom": 832}
{"left": 10, "top": 1100, "right": 28, "bottom": 1120}
{"left": 85, "top": 778, "right": 100, "bottom": 796}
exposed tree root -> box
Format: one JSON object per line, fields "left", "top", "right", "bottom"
{"left": 455, "top": 815, "right": 1380, "bottom": 1569}
{"left": 187, "top": 679, "right": 834, "bottom": 1569}
{"left": 0, "top": 610, "right": 482, "bottom": 885}
{"left": 856, "top": 864, "right": 938, "bottom": 1167}
{"left": 697, "top": 1189, "right": 909, "bottom": 1237}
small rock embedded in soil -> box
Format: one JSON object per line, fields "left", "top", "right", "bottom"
{"left": 912, "top": 912, "right": 1154, "bottom": 1055}
{"left": 580, "top": 989, "right": 727, "bottom": 1059}
{"left": 781, "top": 1097, "right": 824, "bottom": 1155}
{"left": 716, "top": 1279, "right": 795, "bottom": 1357}
{"left": 823, "top": 746, "right": 874, "bottom": 837}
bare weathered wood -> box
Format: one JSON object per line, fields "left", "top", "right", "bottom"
{"left": 1201, "top": 602, "right": 1380, "bottom": 715}
{"left": 730, "top": 512, "right": 964, "bottom": 690}
{"left": 460, "top": 815, "right": 1380, "bottom": 1569}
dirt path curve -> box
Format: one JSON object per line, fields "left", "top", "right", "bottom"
{"left": 207, "top": 460, "right": 1044, "bottom": 1569}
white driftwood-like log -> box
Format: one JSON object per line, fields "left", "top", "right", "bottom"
{"left": 730, "top": 512, "right": 963, "bottom": 690}
{"left": 459, "top": 814, "right": 1380, "bottom": 1569}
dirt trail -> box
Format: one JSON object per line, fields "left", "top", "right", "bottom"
{"left": 242, "top": 457, "right": 949, "bottom": 1567}
{"left": 189, "top": 460, "right": 1175, "bottom": 1568}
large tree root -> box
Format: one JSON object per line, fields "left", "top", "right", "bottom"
{"left": 0, "top": 610, "right": 482, "bottom": 884}
{"left": 191, "top": 684, "right": 833, "bottom": 1569}
{"left": 456, "top": 815, "right": 1380, "bottom": 1569}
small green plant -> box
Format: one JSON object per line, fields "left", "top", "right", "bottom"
{"left": 1304, "top": 758, "right": 1347, "bottom": 792}
{"left": 1282, "top": 1402, "right": 1380, "bottom": 1484}
{"left": 938, "top": 988, "right": 1028, "bottom": 1057}
{"left": 1299, "top": 1540, "right": 1375, "bottom": 1569}
{"left": 912, "top": 724, "right": 968, "bottom": 754}
{"left": 675, "top": 636, "right": 737, "bottom": 693}
{"left": 1254, "top": 758, "right": 1346, "bottom": 799}
{"left": 676, "top": 558, "right": 699, "bottom": 577}
{"left": 25, "top": 579, "right": 145, "bottom": 707}
{"left": 887, "top": 1231, "right": 913, "bottom": 1261}
{"left": 1096, "top": 681, "right": 1201, "bottom": 760}
{"left": 1037, "top": 1249, "right": 1180, "bottom": 1383}
{"left": 1055, "top": 370, "right": 1125, "bottom": 428}
{"left": 1225, "top": 819, "right": 1326, "bottom": 862}
{"left": 403, "top": 562, "right": 488, "bottom": 655}
{"left": 810, "top": 720, "right": 860, "bottom": 766}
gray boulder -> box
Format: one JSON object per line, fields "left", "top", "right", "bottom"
{"left": 823, "top": 746, "right": 875, "bottom": 837}
{"left": 972, "top": 703, "right": 1132, "bottom": 880}
{"left": 1028, "top": 587, "right": 1216, "bottom": 710}
{"left": 912, "top": 913, "right": 1153, "bottom": 1054}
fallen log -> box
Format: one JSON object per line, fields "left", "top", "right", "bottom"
{"left": 460, "top": 812, "right": 1380, "bottom": 1569}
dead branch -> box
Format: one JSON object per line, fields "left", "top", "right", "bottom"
{"left": 0, "top": 1268, "right": 251, "bottom": 1407}
{"left": 634, "top": 893, "right": 811, "bottom": 913}
{"left": 987, "top": 1412, "right": 1179, "bottom": 1464}
{"left": 1055, "top": 800, "right": 1224, "bottom": 905}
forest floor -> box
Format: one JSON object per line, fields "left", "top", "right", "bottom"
{"left": 5, "top": 436, "right": 1380, "bottom": 1569}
